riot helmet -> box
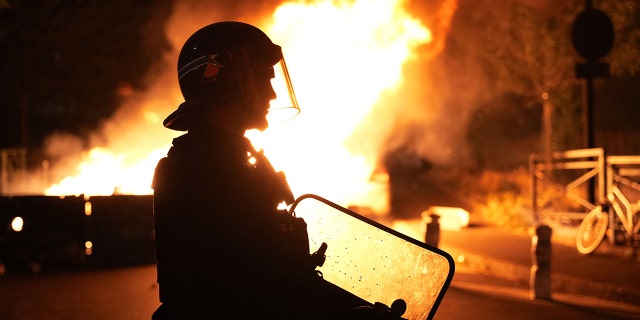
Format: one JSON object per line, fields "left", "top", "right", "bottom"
{"left": 164, "top": 21, "right": 299, "bottom": 131}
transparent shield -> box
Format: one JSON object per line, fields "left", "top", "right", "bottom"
{"left": 290, "top": 194, "right": 455, "bottom": 320}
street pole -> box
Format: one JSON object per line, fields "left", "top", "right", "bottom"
{"left": 571, "top": 1, "right": 613, "bottom": 204}
{"left": 582, "top": 76, "right": 594, "bottom": 150}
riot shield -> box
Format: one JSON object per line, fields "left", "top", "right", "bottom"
{"left": 290, "top": 194, "right": 454, "bottom": 320}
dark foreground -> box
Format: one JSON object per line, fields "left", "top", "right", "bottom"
{"left": 1, "top": 264, "right": 638, "bottom": 320}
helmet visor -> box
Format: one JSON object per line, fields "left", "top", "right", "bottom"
{"left": 235, "top": 44, "right": 300, "bottom": 123}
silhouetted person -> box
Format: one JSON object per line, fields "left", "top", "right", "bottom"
{"left": 151, "top": 21, "right": 381, "bottom": 319}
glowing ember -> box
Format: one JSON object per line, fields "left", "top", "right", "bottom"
{"left": 43, "top": 0, "right": 433, "bottom": 214}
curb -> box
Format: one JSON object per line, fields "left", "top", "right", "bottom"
{"left": 441, "top": 244, "right": 640, "bottom": 307}
{"left": 451, "top": 270, "right": 640, "bottom": 319}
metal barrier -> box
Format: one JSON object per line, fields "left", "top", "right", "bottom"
{"left": 530, "top": 148, "right": 640, "bottom": 221}
{"left": 606, "top": 155, "right": 640, "bottom": 195}
{"left": 530, "top": 148, "right": 606, "bottom": 221}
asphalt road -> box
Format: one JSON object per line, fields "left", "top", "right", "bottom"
{"left": 1, "top": 264, "right": 637, "bottom": 320}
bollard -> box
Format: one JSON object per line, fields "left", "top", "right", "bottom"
{"left": 424, "top": 214, "right": 440, "bottom": 248}
{"left": 530, "top": 224, "right": 552, "bottom": 300}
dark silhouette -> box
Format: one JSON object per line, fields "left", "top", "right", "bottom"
{"left": 151, "top": 21, "right": 387, "bottom": 319}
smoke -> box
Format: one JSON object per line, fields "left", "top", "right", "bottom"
{"left": 372, "top": 0, "right": 548, "bottom": 169}
{"left": 91, "top": 1, "right": 290, "bottom": 155}
{"left": 165, "top": 0, "right": 283, "bottom": 38}
{"left": 162, "top": 0, "right": 473, "bottom": 171}
{"left": 346, "top": 0, "right": 469, "bottom": 167}
{"left": 8, "top": 0, "right": 282, "bottom": 195}
{"left": 9, "top": 0, "right": 478, "bottom": 196}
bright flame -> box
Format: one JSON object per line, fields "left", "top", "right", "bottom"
{"left": 248, "top": 0, "right": 431, "bottom": 213}
{"left": 45, "top": 147, "right": 169, "bottom": 196}
{"left": 43, "top": 0, "right": 433, "bottom": 214}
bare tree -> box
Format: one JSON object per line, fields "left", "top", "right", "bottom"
{"left": 476, "top": 0, "right": 639, "bottom": 157}
{"left": 480, "top": 1, "right": 579, "bottom": 162}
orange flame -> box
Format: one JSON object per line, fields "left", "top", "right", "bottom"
{"left": 251, "top": 0, "right": 431, "bottom": 213}
{"left": 44, "top": 0, "right": 433, "bottom": 214}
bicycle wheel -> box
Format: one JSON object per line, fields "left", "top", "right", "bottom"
{"left": 576, "top": 205, "right": 609, "bottom": 254}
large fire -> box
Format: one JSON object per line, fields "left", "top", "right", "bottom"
{"left": 43, "top": 0, "right": 435, "bottom": 214}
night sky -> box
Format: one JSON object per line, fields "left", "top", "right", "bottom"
{"left": 0, "top": 0, "right": 175, "bottom": 154}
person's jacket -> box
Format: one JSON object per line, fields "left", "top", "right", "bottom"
{"left": 152, "top": 126, "right": 306, "bottom": 310}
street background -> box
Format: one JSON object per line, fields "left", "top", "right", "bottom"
{"left": 1, "top": 221, "right": 639, "bottom": 320}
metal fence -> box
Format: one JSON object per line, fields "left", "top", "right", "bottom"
{"left": 530, "top": 148, "right": 640, "bottom": 221}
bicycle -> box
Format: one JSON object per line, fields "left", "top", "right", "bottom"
{"left": 576, "top": 183, "right": 640, "bottom": 254}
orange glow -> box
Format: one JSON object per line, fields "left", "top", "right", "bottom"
{"left": 84, "top": 201, "right": 92, "bottom": 216}
{"left": 248, "top": 0, "right": 431, "bottom": 213}
{"left": 85, "top": 241, "right": 93, "bottom": 256}
{"left": 45, "top": 147, "right": 170, "bottom": 196}
{"left": 43, "top": 0, "right": 433, "bottom": 214}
